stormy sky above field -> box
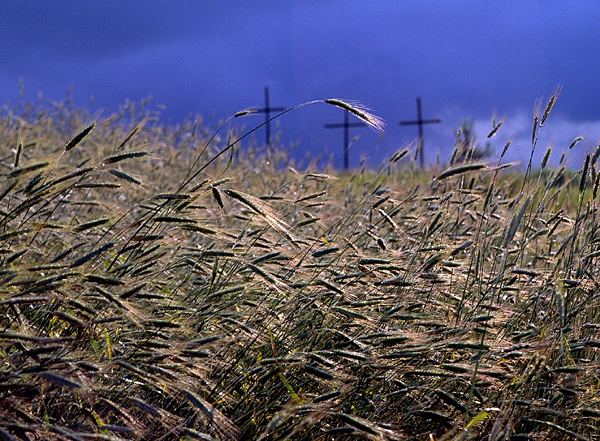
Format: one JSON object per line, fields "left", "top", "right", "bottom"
{"left": 1, "top": 1, "right": 600, "bottom": 169}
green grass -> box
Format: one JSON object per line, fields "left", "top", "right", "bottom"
{"left": 1, "top": 93, "right": 600, "bottom": 441}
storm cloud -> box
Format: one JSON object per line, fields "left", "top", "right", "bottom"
{"left": 2, "top": 1, "right": 599, "bottom": 168}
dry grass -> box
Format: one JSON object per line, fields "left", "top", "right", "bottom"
{"left": 1, "top": 92, "right": 600, "bottom": 441}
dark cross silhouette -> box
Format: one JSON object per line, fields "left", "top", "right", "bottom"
{"left": 255, "top": 87, "right": 285, "bottom": 146}
{"left": 399, "top": 97, "right": 441, "bottom": 167}
{"left": 325, "top": 111, "right": 368, "bottom": 170}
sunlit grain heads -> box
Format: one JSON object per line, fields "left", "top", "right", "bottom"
{"left": 580, "top": 154, "right": 591, "bottom": 193}
{"left": 5, "top": 248, "right": 28, "bottom": 264}
{"left": 311, "top": 247, "right": 340, "bottom": 258}
{"left": 224, "top": 188, "right": 295, "bottom": 243}
{"left": 152, "top": 193, "right": 191, "bottom": 200}
{"left": 190, "top": 178, "right": 210, "bottom": 192}
{"left": 53, "top": 310, "right": 88, "bottom": 330}
{"left": 541, "top": 147, "right": 552, "bottom": 170}
{"left": 6, "top": 93, "right": 600, "bottom": 441}
{"left": 40, "top": 166, "right": 96, "bottom": 193}
{"left": 118, "top": 283, "right": 146, "bottom": 299}
{"left": 70, "top": 242, "right": 115, "bottom": 267}
{"left": 73, "top": 217, "right": 110, "bottom": 232}
{"left": 211, "top": 186, "right": 224, "bottom": 209}
{"left": 7, "top": 161, "right": 50, "bottom": 178}
{"left": 108, "top": 169, "right": 142, "bottom": 185}
{"left": 294, "top": 190, "right": 327, "bottom": 203}
{"left": 532, "top": 99, "right": 541, "bottom": 145}
{"left": 541, "top": 84, "right": 562, "bottom": 126}
{"left": 88, "top": 274, "right": 124, "bottom": 286}
{"left": 324, "top": 99, "right": 386, "bottom": 132}
{"left": 65, "top": 122, "right": 95, "bottom": 151}
{"left": 233, "top": 107, "right": 258, "bottom": 118}
{"left": 436, "top": 163, "right": 486, "bottom": 180}
{"left": 130, "top": 397, "right": 162, "bottom": 416}
{"left": 74, "top": 182, "right": 121, "bottom": 189}
{"left": 117, "top": 122, "right": 147, "bottom": 151}
{"left": 304, "top": 173, "right": 338, "bottom": 181}
{"left": 548, "top": 166, "right": 566, "bottom": 188}
{"left": 334, "top": 413, "right": 401, "bottom": 439}
{"left": 295, "top": 216, "right": 320, "bottom": 228}
{"left": 304, "top": 364, "right": 335, "bottom": 380}
{"left": 389, "top": 147, "right": 410, "bottom": 164}
{"left": 450, "top": 240, "right": 473, "bottom": 256}
{"left": 487, "top": 114, "right": 506, "bottom": 138}
{"left": 14, "top": 142, "right": 22, "bottom": 167}
{"left": 568, "top": 136, "right": 583, "bottom": 150}
{"left": 184, "top": 390, "right": 238, "bottom": 440}
{"left": 0, "top": 227, "right": 31, "bottom": 242}
{"left": 502, "top": 196, "right": 530, "bottom": 248}
{"left": 102, "top": 150, "right": 149, "bottom": 164}
{"left": 497, "top": 136, "right": 513, "bottom": 161}
{"left": 530, "top": 86, "right": 561, "bottom": 146}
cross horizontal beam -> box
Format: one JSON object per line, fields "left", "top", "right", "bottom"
{"left": 399, "top": 97, "right": 441, "bottom": 167}
{"left": 254, "top": 87, "right": 285, "bottom": 146}
{"left": 399, "top": 118, "right": 442, "bottom": 126}
{"left": 325, "top": 111, "right": 368, "bottom": 170}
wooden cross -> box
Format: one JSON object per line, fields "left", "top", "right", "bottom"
{"left": 324, "top": 110, "right": 368, "bottom": 170}
{"left": 399, "top": 97, "right": 441, "bottom": 167}
{"left": 255, "top": 87, "right": 285, "bottom": 146}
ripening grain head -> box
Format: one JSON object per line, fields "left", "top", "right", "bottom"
{"left": 324, "top": 99, "right": 386, "bottom": 132}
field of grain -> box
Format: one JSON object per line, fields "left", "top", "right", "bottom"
{"left": 1, "top": 95, "right": 600, "bottom": 440}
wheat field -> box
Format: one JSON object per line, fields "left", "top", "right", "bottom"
{"left": 1, "top": 93, "right": 600, "bottom": 440}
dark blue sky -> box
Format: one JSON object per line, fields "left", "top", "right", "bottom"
{"left": 2, "top": 1, "right": 600, "bottom": 169}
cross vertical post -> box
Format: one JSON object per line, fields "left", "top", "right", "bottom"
{"left": 399, "top": 97, "right": 441, "bottom": 167}
{"left": 255, "top": 87, "right": 285, "bottom": 146}
{"left": 325, "top": 111, "right": 368, "bottom": 170}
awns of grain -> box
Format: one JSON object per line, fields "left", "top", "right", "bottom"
{"left": 73, "top": 217, "right": 110, "bottom": 232}
{"left": 102, "top": 151, "right": 149, "bottom": 164}
{"left": 436, "top": 163, "right": 486, "bottom": 180}
{"left": 324, "top": 99, "right": 386, "bottom": 132}
{"left": 7, "top": 161, "right": 50, "bottom": 178}
{"left": 3, "top": 93, "right": 599, "bottom": 440}
{"left": 108, "top": 169, "right": 142, "bottom": 185}
{"left": 184, "top": 390, "right": 238, "bottom": 440}
{"left": 65, "top": 122, "right": 95, "bottom": 151}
